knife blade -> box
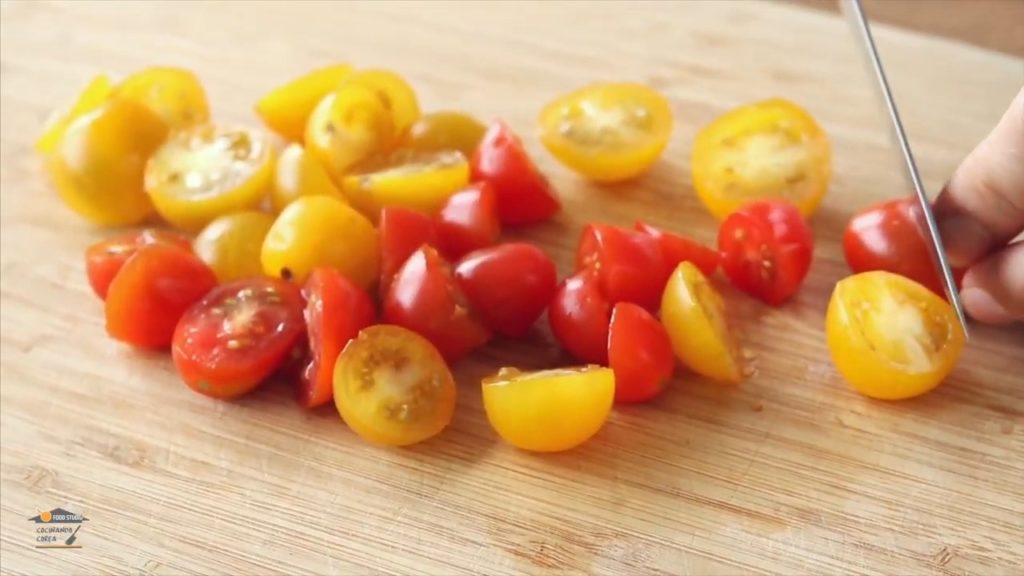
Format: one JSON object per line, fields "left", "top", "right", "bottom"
{"left": 841, "top": 0, "right": 969, "bottom": 338}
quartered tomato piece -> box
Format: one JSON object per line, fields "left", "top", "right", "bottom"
{"left": 256, "top": 64, "right": 353, "bottom": 142}
{"left": 402, "top": 111, "right": 487, "bottom": 157}
{"left": 548, "top": 269, "right": 612, "bottom": 364}
{"left": 608, "top": 302, "right": 674, "bottom": 403}
{"left": 538, "top": 82, "right": 673, "bottom": 182}
{"left": 305, "top": 82, "right": 395, "bottom": 181}
{"left": 482, "top": 366, "right": 615, "bottom": 452}
{"left": 271, "top": 143, "right": 348, "bottom": 212}
{"left": 661, "top": 262, "right": 744, "bottom": 383}
{"left": 382, "top": 246, "right": 490, "bottom": 363}
{"left": 719, "top": 200, "right": 814, "bottom": 305}
{"left": 826, "top": 271, "right": 965, "bottom": 400}
{"left": 342, "top": 150, "right": 469, "bottom": 222}
{"left": 144, "top": 124, "right": 274, "bottom": 230}
{"left": 333, "top": 325, "right": 456, "bottom": 446}
{"left": 173, "top": 277, "right": 306, "bottom": 399}
{"left": 577, "top": 223, "right": 665, "bottom": 310}
{"left": 692, "top": 98, "right": 831, "bottom": 219}
{"left": 115, "top": 66, "right": 210, "bottom": 131}
{"left": 105, "top": 244, "right": 217, "bottom": 348}
{"left": 635, "top": 221, "right": 720, "bottom": 277}
{"left": 36, "top": 73, "right": 114, "bottom": 154}
{"left": 379, "top": 206, "right": 437, "bottom": 294}
{"left": 193, "top": 211, "right": 275, "bottom": 282}
{"left": 471, "top": 121, "right": 560, "bottom": 226}
{"left": 340, "top": 69, "right": 421, "bottom": 139}
{"left": 85, "top": 228, "right": 193, "bottom": 299}
{"left": 436, "top": 183, "right": 500, "bottom": 260}
{"left": 299, "top": 268, "right": 376, "bottom": 409}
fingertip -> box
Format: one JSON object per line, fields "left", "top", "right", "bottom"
{"left": 961, "top": 287, "right": 1014, "bottom": 325}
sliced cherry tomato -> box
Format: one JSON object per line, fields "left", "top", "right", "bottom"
{"left": 262, "top": 195, "right": 379, "bottom": 288}
{"left": 482, "top": 366, "right": 614, "bottom": 452}
{"left": 718, "top": 200, "right": 813, "bottom": 305}
{"left": 299, "top": 268, "right": 376, "bottom": 408}
{"left": 435, "top": 183, "right": 500, "bottom": 259}
{"left": 340, "top": 69, "right": 421, "bottom": 140}
{"left": 661, "top": 262, "right": 744, "bottom": 383}
{"left": 382, "top": 246, "right": 490, "bottom": 363}
{"left": 692, "top": 98, "right": 831, "bottom": 219}
{"left": 105, "top": 244, "right": 217, "bottom": 348}
{"left": 548, "top": 269, "right": 612, "bottom": 364}
{"left": 577, "top": 223, "right": 664, "bottom": 311}
{"left": 826, "top": 271, "right": 965, "bottom": 400}
{"left": 608, "top": 302, "right": 674, "bottom": 403}
{"left": 36, "top": 73, "right": 113, "bottom": 154}
{"left": 193, "top": 211, "right": 275, "bottom": 282}
{"left": 45, "top": 99, "right": 168, "bottom": 226}
{"left": 271, "top": 143, "right": 348, "bottom": 213}
{"left": 401, "top": 111, "right": 486, "bottom": 157}
{"left": 255, "top": 64, "right": 353, "bottom": 142}
{"left": 115, "top": 66, "right": 210, "bottom": 131}
{"left": 538, "top": 82, "right": 673, "bottom": 183}
{"left": 305, "top": 82, "right": 395, "bottom": 181}
{"left": 172, "top": 277, "right": 306, "bottom": 399}
{"left": 333, "top": 324, "right": 456, "bottom": 446}
{"left": 85, "top": 229, "right": 193, "bottom": 299}
{"left": 454, "top": 243, "right": 558, "bottom": 338}
{"left": 341, "top": 150, "right": 469, "bottom": 222}
{"left": 144, "top": 124, "right": 274, "bottom": 231}
{"left": 634, "top": 221, "right": 720, "bottom": 277}
{"left": 379, "top": 207, "right": 437, "bottom": 294}
{"left": 470, "top": 120, "right": 560, "bottom": 226}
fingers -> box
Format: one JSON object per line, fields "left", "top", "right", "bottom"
{"left": 934, "top": 87, "right": 1024, "bottom": 268}
{"left": 960, "top": 241, "right": 1024, "bottom": 324}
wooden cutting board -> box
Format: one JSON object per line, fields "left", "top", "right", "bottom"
{"left": 1, "top": 2, "right": 1022, "bottom": 574}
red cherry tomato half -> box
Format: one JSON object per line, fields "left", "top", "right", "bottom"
{"left": 470, "top": 120, "right": 560, "bottom": 226}
{"left": 608, "top": 302, "right": 675, "bottom": 403}
{"left": 105, "top": 244, "right": 217, "bottom": 348}
{"left": 378, "top": 207, "right": 437, "bottom": 295}
{"left": 718, "top": 200, "right": 813, "bottom": 305}
{"left": 548, "top": 269, "right": 612, "bottom": 364}
{"left": 454, "top": 243, "right": 558, "bottom": 338}
{"left": 299, "top": 267, "right": 376, "bottom": 408}
{"left": 577, "top": 223, "right": 664, "bottom": 311}
{"left": 436, "top": 182, "right": 500, "bottom": 260}
{"left": 383, "top": 245, "right": 490, "bottom": 362}
{"left": 172, "top": 277, "right": 306, "bottom": 399}
{"left": 634, "top": 221, "right": 720, "bottom": 277}
{"left": 843, "top": 197, "right": 963, "bottom": 297}
{"left": 85, "top": 229, "right": 193, "bottom": 299}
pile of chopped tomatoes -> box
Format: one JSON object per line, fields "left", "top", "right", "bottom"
{"left": 37, "top": 66, "right": 966, "bottom": 452}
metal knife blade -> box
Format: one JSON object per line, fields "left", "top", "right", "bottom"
{"left": 841, "top": 0, "right": 969, "bottom": 339}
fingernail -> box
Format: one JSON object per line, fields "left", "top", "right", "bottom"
{"left": 937, "top": 215, "right": 992, "bottom": 268}
{"left": 961, "top": 287, "right": 1013, "bottom": 324}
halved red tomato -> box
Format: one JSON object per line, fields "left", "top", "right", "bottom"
{"left": 635, "top": 221, "right": 720, "bottom": 277}
{"left": 548, "top": 269, "right": 612, "bottom": 364}
{"left": 470, "top": 121, "right": 560, "bottom": 226}
{"left": 608, "top": 302, "right": 675, "bottom": 403}
{"left": 436, "top": 183, "right": 500, "bottom": 260}
{"left": 378, "top": 207, "right": 437, "bottom": 294}
{"left": 85, "top": 229, "right": 193, "bottom": 300}
{"left": 577, "top": 223, "right": 665, "bottom": 311}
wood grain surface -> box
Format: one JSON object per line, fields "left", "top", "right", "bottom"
{"left": 2, "top": 1, "right": 1023, "bottom": 574}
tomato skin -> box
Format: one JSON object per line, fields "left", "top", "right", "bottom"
{"left": 454, "top": 243, "right": 558, "bottom": 338}
{"left": 470, "top": 121, "right": 560, "bottom": 226}
{"left": 105, "top": 244, "right": 217, "bottom": 348}
{"left": 718, "top": 200, "right": 813, "bottom": 305}
{"left": 173, "top": 277, "right": 306, "bottom": 399}
{"left": 299, "top": 268, "right": 376, "bottom": 408}
{"left": 548, "top": 270, "right": 612, "bottom": 364}
{"left": 340, "top": 69, "right": 421, "bottom": 140}
{"left": 256, "top": 64, "right": 353, "bottom": 142}
{"left": 577, "top": 223, "right": 665, "bottom": 311}
{"left": 36, "top": 73, "right": 113, "bottom": 155}
{"left": 341, "top": 150, "right": 469, "bottom": 222}
{"left": 115, "top": 66, "right": 210, "bottom": 131}
{"left": 85, "top": 229, "right": 193, "bottom": 300}
{"left": 608, "top": 302, "right": 675, "bottom": 403}
{"left": 193, "top": 211, "right": 275, "bottom": 283}
{"left": 305, "top": 83, "right": 395, "bottom": 181}
{"left": 436, "top": 183, "right": 500, "bottom": 260}
{"left": 378, "top": 207, "right": 437, "bottom": 294}
{"left": 271, "top": 143, "right": 347, "bottom": 213}
{"left": 634, "top": 221, "right": 720, "bottom": 277}
{"left": 402, "top": 111, "right": 486, "bottom": 157}
{"left": 382, "top": 246, "right": 490, "bottom": 362}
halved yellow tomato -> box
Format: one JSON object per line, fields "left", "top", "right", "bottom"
{"left": 305, "top": 83, "right": 395, "bottom": 182}
{"left": 538, "top": 82, "right": 673, "bottom": 183}
{"left": 342, "top": 69, "right": 421, "bottom": 139}
{"left": 482, "top": 366, "right": 614, "bottom": 453}
{"left": 144, "top": 124, "right": 274, "bottom": 230}
{"left": 401, "top": 111, "right": 486, "bottom": 157}
{"left": 35, "top": 73, "right": 114, "bottom": 154}
{"left": 115, "top": 66, "right": 210, "bottom": 131}
{"left": 660, "top": 261, "right": 744, "bottom": 383}
{"left": 342, "top": 150, "right": 469, "bottom": 221}
{"left": 255, "top": 64, "right": 353, "bottom": 142}
{"left": 692, "top": 98, "right": 831, "bottom": 219}
{"left": 271, "top": 143, "right": 347, "bottom": 212}
{"left": 193, "top": 211, "right": 275, "bottom": 282}
{"left": 826, "top": 271, "right": 965, "bottom": 400}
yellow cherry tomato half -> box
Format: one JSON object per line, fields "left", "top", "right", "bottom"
{"left": 826, "top": 271, "right": 965, "bottom": 400}
{"left": 482, "top": 366, "right": 615, "bottom": 453}
{"left": 35, "top": 73, "right": 114, "bottom": 155}
{"left": 115, "top": 66, "right": 210, "bottom": 131}
{"left": 692, "top": 98, "right": 831, "bottom": 219}
{"left": 270, "top": 143, "right": 347, "bottom": 213}
{"left": 193, "top": 211, "right": 275, "bottom": 282}
{"left": 342, "top": 150, "right": 469, "bottom": 222}
{"left": 538, "top": 82, "right": 673, "bottom": 183}
{"left": 255, "top": 64, "right": 353, "bottom": 142}
{"left": 261, "top": 195, "right": 379, "bottom": 287}
{"left": 342, "top": 69, "right": 421, "bottom": 138}
{"left": 45, "top": 99, "right": 168, "bottom": 226}
{"left": 401, "top": 111, "right": 486, "bottom": 158}
{"left": 144, "top": 124, "right": 274, "bottom": 231}
{"left": 305, "top": 82, "right": 395, "bottom": 182}
{"left": 660, "top": 261, "right": 745, "bottom": 383}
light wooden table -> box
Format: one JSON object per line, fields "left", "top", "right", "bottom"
{"left": 1, "top": 1, "right": 1022, "bottom": 574}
